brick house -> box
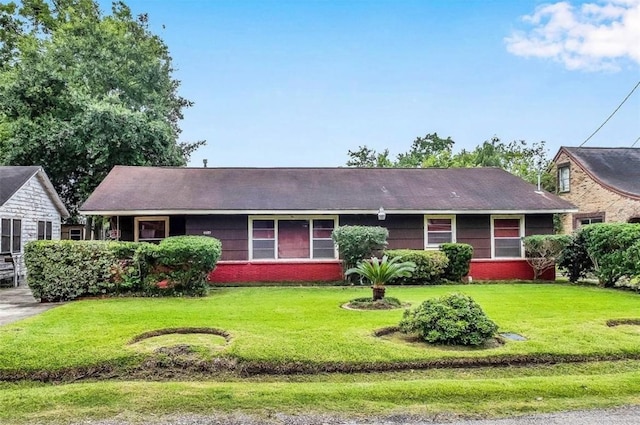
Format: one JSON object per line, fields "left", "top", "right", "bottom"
{"left": 80, "top": 166, "right": 576, "bottom": 282}
{"left": 552, "top": 147, "right": 640, "bottom": 231}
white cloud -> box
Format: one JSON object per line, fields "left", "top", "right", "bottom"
{"left": 505, "top": 0, "right": 640, "bottom": 71}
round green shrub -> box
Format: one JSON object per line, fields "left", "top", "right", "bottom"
{"left": 399, "top": 293, "right": 498, "bottom": 346}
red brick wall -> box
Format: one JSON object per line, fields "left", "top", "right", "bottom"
{"left": 209, "top": 261, "right": 343, "bottom": 283}
{"left": 209, "top": 259, "right": 554, "bottom": 283}
{"left": 469, "top": 259, "right": 555, "bottom": 281}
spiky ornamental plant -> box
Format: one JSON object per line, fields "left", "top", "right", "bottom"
{"left": 345, "top": 255, "right": 416, "bottom": 300}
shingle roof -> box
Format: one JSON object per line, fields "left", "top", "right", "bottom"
{"left": 560, "top": 147, "right": 640, "bottom": 199}
{"left": 0, "top": 166, "right": 41, "bottom": 206}
{"left": 0, "top": 166, "right": 70, "bottom": 217}
{"left": 80, "top": 166, "right": 576, "bottom": 215}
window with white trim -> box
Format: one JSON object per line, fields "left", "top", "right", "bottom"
{"left": 558, "top": 165, "right": 570, "bottom": 192}
{"left": 425, "top": 215, "right": 456, "bottom": 248}
{"left": 134, "top": 216, "right": 169, "bottom": 243}
{"left": 37, "top": 220, "right": 53, "bottom": 240}
{"left": 1, "top": 218, "right": 22, "bottom": 253}
{"left": 249, "top": 217, "right": 337, "bottom": 260}
{"left": 492, "top": 216, "right": 524, "bottom": 258}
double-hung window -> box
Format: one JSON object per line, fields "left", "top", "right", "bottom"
{"left": 425, "top": 215, "right": 456, "bottom": 248}
{"left": 558, "top": 165, "right": 570, "bottom": 192}
{"left": 37, "top": 221, "right": 53, "bottom": 240}
{"left": 250, "top": 217, "right": 337, "bottom": 260}
{"left": 492, "top": 216, "right": 524, "bottom": 258}
{"left": 1, "top": 218, "right": 22, "bottom": 253}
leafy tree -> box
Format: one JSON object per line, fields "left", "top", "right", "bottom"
{"left": 523, "top": 234, "right": 571, "bottom": 280}
{"left": 0, "top": 0, "right": 204, "bottom": 220}
{"left": 345, "top": 134, "right": 555, "bottom": 192}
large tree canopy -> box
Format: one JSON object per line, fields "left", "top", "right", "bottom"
{"left": 0, "top": 0, "right": 204, "bottom": 219}
{"left": 346, "top": 133, "right": 554, "bottom": 192}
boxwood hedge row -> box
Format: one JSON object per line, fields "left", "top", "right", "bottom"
{"left": 25, "top": 236, "right": 222, "bottom": 301}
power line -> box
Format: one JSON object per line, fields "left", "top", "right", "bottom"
{"left": 579, "top": 80, "right": 640, "bottom": 147}
{"left": 632, "top": 136, "right": 640, "bottom": 148}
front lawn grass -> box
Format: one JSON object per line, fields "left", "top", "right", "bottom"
{"left": 1, "top": 284, "right": 640, "bottom": 373}
{"left": 2, "top": 362, "right": 640, "bottom": 423}
{"left": 1, "top": 284, "right": 640, "bottom": 423}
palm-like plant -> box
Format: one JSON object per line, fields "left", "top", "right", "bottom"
{"left": 345, "top": 255, "right": 416, "bottom": 300}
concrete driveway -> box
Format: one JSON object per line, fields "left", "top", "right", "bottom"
{"left": 0, "top": 285, "right": 64, "bottom": 326}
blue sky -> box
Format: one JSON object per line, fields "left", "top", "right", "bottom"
{"left": 111, "top": 0, "right": 639, "bottom": 167}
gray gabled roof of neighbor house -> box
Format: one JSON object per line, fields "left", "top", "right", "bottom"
{"left": 555, "top": 147, "right": 640, "bottom": 199}
{"left": 80, "top": 165, "right": 576, "bottom": 216}
{"left": 0, "top": 166, "right": 70, "bottom": 218}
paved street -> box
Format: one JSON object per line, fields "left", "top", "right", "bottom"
{"left": 66, "top": 406, "right": 640, "bottom": 425}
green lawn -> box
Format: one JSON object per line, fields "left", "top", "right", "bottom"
{"left": 1, "top": 284, "right": 640, "bottom": 423}
{"left": 1, "top": 284, "right": 639, "bottom": 372}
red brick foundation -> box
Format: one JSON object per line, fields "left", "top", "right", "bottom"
{"left": 208, "top": 259, "right": 554, "bottom": 284}
{"left": 469, "top": 259, "right": 555, "bottom": 281}
{"left": 208, "top": 261, "right": 343, "bottom": 283}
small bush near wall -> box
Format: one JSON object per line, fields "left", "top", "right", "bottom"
{"left": 385, "top": 249, "right": 448, "bottom": 285}
{"left": 439, "top": 243, "right": 473, "bottom": 282}
{"left": 141, "top": 236, "right": 222, "bottom": 296}
{"left": 332, "top": 226, "right": 388, "bottom": 281}
{"left": 558, "top": 231, "right": 593, "bottom": 283}
{"left": 25, "top": 236, "right": 222, "bottom": 301}
{"left": 25, "top": 241, "right": 118, "bottom": 302}
{"left": 523, "top": 234, "right": 571, "bottom": 280}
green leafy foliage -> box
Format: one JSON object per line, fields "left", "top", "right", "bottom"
{"left": 345, "top": 255, "right": 416, "bottom": 287}
{"left": 439, "top": 243, "right": 473, "bottom": 282}
{"left": 24, "top": 236, "right": 222, "bottom": 300}
{"left": 346, "top": 135, "right": 554, "bottom": 191}
{"left": 332, "top": 225, "right": 388, "bottom": 277}
{"left": 24, "top": 240, "right": 118, "bottom": 301}
{"left": 399, "top": 293, "right": 498, "bottom": 346}
{"left": 523, "top": 234, "right": 571, "bottom": 280}
{"left": 0, "top": 0, "right": 204, "bottom": 218}
{"left": 141, "top": 236, "right": 222, "bottom": 296}
{"left": 579, "top": 223, "right": 640, "bottom": 287}
{"left": 558, "top": 230, "right": 593, "bottom": 283}
{"left": 385, "top": 249, "right": 448, "bottom": 284}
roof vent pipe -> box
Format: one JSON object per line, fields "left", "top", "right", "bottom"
{"left": 203, "top": 159, "right": 208, "bottom": 168}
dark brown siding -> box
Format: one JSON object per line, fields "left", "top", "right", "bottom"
{"left": 456, "top": 215, "right": 491, "bottom": 259}
{"left": 186, "top": 215, "right": 248, "bottom": 261}
{"left": 339, "top": 214, "right": 423, "bottom": 250}
{"left": 525, "top": 214, "right": 554, "bottom": 236}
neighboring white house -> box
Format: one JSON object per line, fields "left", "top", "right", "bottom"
{"left": 0, "top": 166, "right": 69, "bottom": 281}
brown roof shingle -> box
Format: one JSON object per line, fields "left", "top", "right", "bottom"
{"left": 560, "top": 147, "right": 640, "bottom": 199}
{"left": 80, "top": 166, "right": 576, "bottom": 215}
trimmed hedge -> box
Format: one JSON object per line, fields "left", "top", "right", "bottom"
{"left": 559, "top": 223, "right": 640, "bottom": 287}
{"left": 439, "top": 243, "right": 473, "bottom": 282}
{"left": 24, "top": 236, "right": 222, "bottom": 301}
{"left": 399, "top": 293, "right": 498, "bottom": 346}
{"left": 25, "top": 241, "right": 119, "bottom": 302}
{"left": 140, "top": 236, "right": 222, "bottom": 296}
{"left": 385, "top": 249, "right": 448, "bottom": 285}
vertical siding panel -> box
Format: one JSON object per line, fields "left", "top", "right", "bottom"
{"left": 186, "top": 215, "right": 248, "bottom": 261}
{"left": 456, "top": 215, "right": 491, "bottom": 259}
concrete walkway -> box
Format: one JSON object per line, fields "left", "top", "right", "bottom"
{"left": 0, "top": 285, "right": 64, "bottom": 326}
